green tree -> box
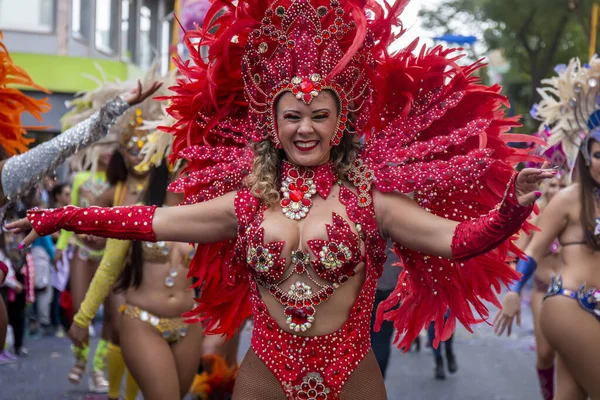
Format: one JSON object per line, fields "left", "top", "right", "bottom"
{"left": 420, "top": 0, "right": 592, "bottom": 131}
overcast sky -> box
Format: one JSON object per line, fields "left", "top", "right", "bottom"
{"left": 390, "top": 0, "right": 442, "bottom": 50}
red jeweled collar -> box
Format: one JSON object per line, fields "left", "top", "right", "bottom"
{"left": 280, "top": 160, "right": 337, "bottom": 220}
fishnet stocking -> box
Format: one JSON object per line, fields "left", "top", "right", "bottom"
{"left": 340, "top": 350, "right": 387, "bottom": 400}
{"left": 232, "top": 349, "right": 387, "bottom": 399}
{"left": 232, "top": 349, "right": 285, "bottom": 399}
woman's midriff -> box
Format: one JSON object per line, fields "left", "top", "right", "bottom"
{"left": 557, "top": 245, "right": 600, "bottom": 289}
{"left": 533, "top": 253, "right": 561, "bottom": 292}
{"left": 124, "top": 262, "right": 194, "bottom": 319}
{"left": 257, "top": 262, "right": 366, "bottom": 336}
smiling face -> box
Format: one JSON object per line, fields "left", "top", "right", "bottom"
{"left": 275, "top": 91, "right": 339, "bottom": 167}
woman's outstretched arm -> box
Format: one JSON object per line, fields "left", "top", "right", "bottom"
{"left": 374, "top": 166, "right": 555, "bottom": 260}
{"left": 7, "top": 191, "right": 239, "bottom": 248}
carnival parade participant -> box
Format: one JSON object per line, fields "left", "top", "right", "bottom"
{"left": 67, "top": 126, "right": 203, "bottom": 400}
{"left": 49, "top": 183, "right": 73, "bottom": 337}
{"left": 50, "top": 69, "right": 164, "bottom": 392}
{"left": 9, "top": 1, "right": 555, "bottom": 398}
{"left": 495, "top": 57, "right": 600, "bottom": 400}
{"left": 65, "top": 65, "right": 174, "bottom": 399}
{"left": 0, "top": 30, "right": 157, "bottom": 355}
{"left": 56, "top": 137, "right": 116, "bottom": 392}
{"left": 495, "top": 129, "right": 569, "bottom": 400}
{"left": 67, "top": 161, "right": 201, "bottom": 400}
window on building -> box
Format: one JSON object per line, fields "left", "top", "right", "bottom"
{"left": 160, "top": 14, "right": 174, "bottom": 74}
{"left": 120, "top": 0, "right": 136, "bottom": 61}
{"left": 0, "top": 0, "right": 54, "bottom": 33}
{"left": 71, "top": 0, "right": 91, "bottom": 40}
{"left": 139, "top": 5, "right": 153, "bottom": 69}
{"left": 95, "top": 0, "right": 119, "bottom": 54}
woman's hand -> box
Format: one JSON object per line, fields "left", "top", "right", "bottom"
{"left": 5, "top": 218, "right": 39, "bottom": 249}
{"left": 68, "top": 322, "right": 90, "bottom": 348}
{"left": 514, "top": 162, "right": 557, "bottom": 206}
{"left": 122, "top": 80, "right": 163, "bottom": 106}
{"left": 13, "top": 282, "right": 24, "bottom": 294}
{"left": 53, "top": 249, "right": 63, "bottom": 265}
{"left": 493, "top": 291, "right": 522, "bottom": 336}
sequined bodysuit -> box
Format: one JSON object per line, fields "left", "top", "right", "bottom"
{"left": 234, "top": 181, "right": 386, "bottom": 399}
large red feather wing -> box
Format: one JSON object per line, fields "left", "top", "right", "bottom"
{"left": 164, "top": 2, "right": 264, "bottom": 337}
{"left": 369, "top": 44, "right": 543, "bottom": 348}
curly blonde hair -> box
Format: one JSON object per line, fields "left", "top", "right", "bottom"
{"left": 245, "top": 133, "right": 359, "bottom": 205}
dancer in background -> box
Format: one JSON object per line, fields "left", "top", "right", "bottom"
{"left": 495, "top": 57, "right": 600, "bottom": 399}
{"left": 68, "top": 67, "right": 173, "bottom": 399}
{"left": 54, "top": 71, "right": 163, "bottom": 392}
{"left": 496, "top": 130, "right": 569, "bottom": 399}
{"left": 68, "top": 160, "right": 201, "bottom": 400}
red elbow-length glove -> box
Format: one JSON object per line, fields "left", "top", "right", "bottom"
{"left": 451, "top": 175, "right": 533, "bottom": 261}
{"left": 26, "top": 205, "right": 158, "bottom": 242}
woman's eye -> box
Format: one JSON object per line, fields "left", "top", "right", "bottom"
{"left": 313, "top": 113, "right": 329, "bottom": 120}
{"left": 284, "top": 114, "right": 300, "bottom": 120}
{"left": 593, "top": 152, "right": 600, "bottom": 159}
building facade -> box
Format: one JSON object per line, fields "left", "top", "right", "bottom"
{"left": 1, "top": 0, "right": 176, "bottom": 136}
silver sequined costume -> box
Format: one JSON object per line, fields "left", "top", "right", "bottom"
{"left": 0, "top": 97, "right": 129, "bottom": 219}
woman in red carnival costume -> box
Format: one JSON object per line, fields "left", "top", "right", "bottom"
{"left": 10, "top": 1, "right": 555, "bottom": 398}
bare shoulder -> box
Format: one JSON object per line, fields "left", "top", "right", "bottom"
{"left": 372, "top": 187, "right": 414, "bottom": 209}
{"left": 553, "top": 184, "right": 580, "bottom": 206}
{"left": 543, "top": 184, "right": 579, "bottom": 221}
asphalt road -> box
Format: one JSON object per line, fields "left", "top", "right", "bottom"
{"left": 0, "top": 296, "right": 542, "bottom": 400}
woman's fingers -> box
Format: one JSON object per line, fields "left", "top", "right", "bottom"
{"left": 5, "top": 217, "right": 30, "bottom": 231}
{"left": 517, "top": 191, "right": 540, "bottom": 206}
{"left": 492, "top": 310, "right": 502, "bottom": 328}
{"left": 495, "top": 315, "right": 506, "bottom": 336}
{"left": 141, "top": 81, "right": 163, "bottom": 100}
{"left": 19, "top": 230, "right": 39, "bottom": 249}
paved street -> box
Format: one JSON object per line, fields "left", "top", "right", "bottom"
{"left": 0, "top": 294, "right": 542, "bottom": 400}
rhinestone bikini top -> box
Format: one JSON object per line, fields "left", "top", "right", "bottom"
{"left": 142, "top": 241, "right": 171, "bottom": 264}
{"left": 246, "top": 198, "right": 365, "bottom": 332}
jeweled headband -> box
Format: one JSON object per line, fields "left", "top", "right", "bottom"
{"left": 241, "top": 0, "right": 374, "bottom": 148}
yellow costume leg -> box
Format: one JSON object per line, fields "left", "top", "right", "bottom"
{"left": 124, "top": 369, "right": 140, "bottom": 400}
{"left": 106, "top": 342, "right": 126, "bottom": 399}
